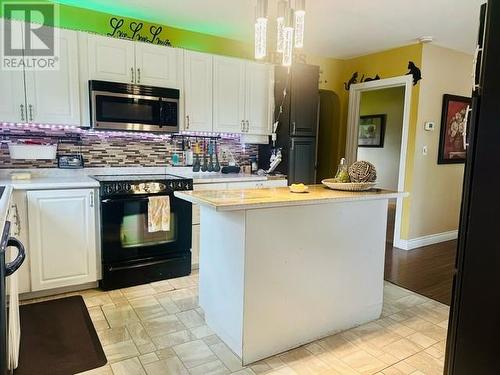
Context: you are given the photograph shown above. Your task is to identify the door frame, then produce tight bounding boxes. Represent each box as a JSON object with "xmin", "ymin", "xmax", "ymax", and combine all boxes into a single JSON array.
[{"xmin": 345, "ymin": 75, "xmax": 413, "ymax": 249}]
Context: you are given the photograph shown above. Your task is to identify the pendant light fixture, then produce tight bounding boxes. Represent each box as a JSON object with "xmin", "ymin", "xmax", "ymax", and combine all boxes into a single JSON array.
[
  {"xmin": 282, "ymin": 6, "xmax": 294, "ymax": 66},
  {"xmin": 253, "ymin": 0, "xmax": 305, "ymax": 65},
  {"xmin": 276, "ymin": 0, "xmax": 287, "ymax": 53},
  {"xmin": 294, "ymin": 0, "xmax": 305, "ymax": 48},
  {"xmin": 254, "ymin": 0, "xmax": 268, "ymax": 59}
]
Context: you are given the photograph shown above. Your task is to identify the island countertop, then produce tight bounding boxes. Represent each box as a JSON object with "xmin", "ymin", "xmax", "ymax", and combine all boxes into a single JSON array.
[{"xmin": 175, "ymin": 184, "xmax": 406, "ymax": 211}]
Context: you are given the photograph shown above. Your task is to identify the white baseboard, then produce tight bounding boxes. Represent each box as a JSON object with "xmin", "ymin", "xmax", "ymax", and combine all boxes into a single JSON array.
[{"xmin": 395, "ymin": 230, "xmax": 458, "ymax": 251}]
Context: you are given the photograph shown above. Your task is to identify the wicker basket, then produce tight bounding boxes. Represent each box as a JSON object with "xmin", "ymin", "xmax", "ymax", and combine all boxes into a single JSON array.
[{"xmin": 321, "ymin": 179, "xmax": 377, "ymax": 192}]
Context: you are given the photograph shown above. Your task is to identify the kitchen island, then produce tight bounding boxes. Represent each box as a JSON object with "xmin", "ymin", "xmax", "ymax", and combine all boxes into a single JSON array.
[{"xmin": 175, "ymin": 185, "xmax": 405, "ymax": 365}]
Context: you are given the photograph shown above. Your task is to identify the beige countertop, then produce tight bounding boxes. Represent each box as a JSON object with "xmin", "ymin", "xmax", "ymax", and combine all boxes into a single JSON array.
[{"xmin": 175, "ymin": 184, "xmax": 406, "ymax": 211}]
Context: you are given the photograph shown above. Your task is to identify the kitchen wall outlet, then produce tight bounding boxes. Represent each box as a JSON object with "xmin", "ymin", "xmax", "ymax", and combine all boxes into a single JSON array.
[
  {"xmin": 424, "ymin": 121, "xmax": 436, "ymax": 131},
  {"xmin": 422, "ymin": 146, "xmax": 428, "ymax": 156}
]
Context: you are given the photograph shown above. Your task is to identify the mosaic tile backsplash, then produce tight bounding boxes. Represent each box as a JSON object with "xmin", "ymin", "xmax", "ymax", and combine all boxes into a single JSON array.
[{"xmin": 0, "ymin": 124, "xmax": 260, "ymax": 169}]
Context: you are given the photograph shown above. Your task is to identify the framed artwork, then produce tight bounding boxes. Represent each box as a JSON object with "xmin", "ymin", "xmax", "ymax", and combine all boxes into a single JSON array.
[
  {"xmin": 358, "ymin": 114, "xmax": 386, "ymax": 148},
  {"xmin": 438, "ymin": 94, "xmax": 471, "ymax": 164}
]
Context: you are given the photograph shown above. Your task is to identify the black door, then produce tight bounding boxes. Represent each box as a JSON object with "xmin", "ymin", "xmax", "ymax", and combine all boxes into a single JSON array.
[
  {"xmin": 289, "ymin": 137, "xmax": 316, "ymax": 184},
  {"xmin": 290, "ymin": 64, "xmax": 320, "ymax": 137},
  {"xmin": 445, "ymin": 2, "xmax": 500, "ymax": 374}
]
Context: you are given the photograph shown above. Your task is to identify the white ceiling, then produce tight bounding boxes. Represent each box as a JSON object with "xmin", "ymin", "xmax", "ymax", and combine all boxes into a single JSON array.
[{"xmin": 52, "ymin": 0, "xmax": 485, "ymax": 58}]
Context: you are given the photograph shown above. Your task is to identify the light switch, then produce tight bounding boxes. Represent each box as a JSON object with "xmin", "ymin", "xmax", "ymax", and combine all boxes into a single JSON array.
[
  {"xmin": 424, "ymin": 122, "xmax": 435, "ymax": 131},
  {"xmin": 422, "ymin": 146, "xmax": 428, "ymax": 156}
]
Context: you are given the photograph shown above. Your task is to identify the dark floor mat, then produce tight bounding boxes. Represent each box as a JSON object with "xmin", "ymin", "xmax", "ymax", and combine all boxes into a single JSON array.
[{"xmin": 15, "ymin": 295, "xmax": 107, "ymax": 375}]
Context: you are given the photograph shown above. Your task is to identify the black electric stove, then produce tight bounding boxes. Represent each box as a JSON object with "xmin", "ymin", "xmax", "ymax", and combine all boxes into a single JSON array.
[{"xmin": 92, "ymin": 174, "xmax": 193, "ymax": 290}]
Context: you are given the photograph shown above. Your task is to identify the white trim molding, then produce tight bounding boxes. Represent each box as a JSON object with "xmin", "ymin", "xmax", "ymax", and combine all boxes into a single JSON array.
[
  {"xmin": 397, "ymin": 230, "xmax": 458, "ymax": 251},
  {"xmin": 346, "ymin": 75, "xmax": 413, "ymax": 252}
]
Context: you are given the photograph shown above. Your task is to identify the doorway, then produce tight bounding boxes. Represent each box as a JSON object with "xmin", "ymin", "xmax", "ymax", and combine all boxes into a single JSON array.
[{"xmin": 346, "ymin": 75, "xmax": 413, "ymax": 248}]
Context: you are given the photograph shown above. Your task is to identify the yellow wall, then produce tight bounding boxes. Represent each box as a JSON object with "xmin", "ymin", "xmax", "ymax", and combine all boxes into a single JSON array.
[
  {"xmin": 1, "ymin": 1, "xmax": 253, "ymax": 59},
  {"xmin": 317, "ymin": 44, "xmax": 423, "ymax": 239},
  {"xmin": 408, "ymin": 44, "xmax": 471, "ymax": 238}
]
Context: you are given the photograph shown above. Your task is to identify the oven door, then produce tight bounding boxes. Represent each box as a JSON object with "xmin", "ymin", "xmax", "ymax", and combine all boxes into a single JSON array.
[
  {"xmin": 92, "ymin": 91, "xmax": 179, "ymax": 133},
  {"xmin": 101, "ymin": 194, "xmax": 191, "ymax": 264}
]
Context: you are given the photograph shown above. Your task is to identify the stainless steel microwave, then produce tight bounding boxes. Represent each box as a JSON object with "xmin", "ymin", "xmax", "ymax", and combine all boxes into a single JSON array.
[{"xmin": 89, "ymin": 80, "xmax": 179, "ymax": 133}]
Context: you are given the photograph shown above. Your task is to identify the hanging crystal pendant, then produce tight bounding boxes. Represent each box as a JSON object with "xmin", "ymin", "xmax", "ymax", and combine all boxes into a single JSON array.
[
  {"xmin": 282, "ymin": 6, "xmax": 294, "ymax": 66},
  {"xmin": 254, "ymin": 0, "xmax": 268, "ymax": 59},
  {"xmin": 294, "ymin": 0, "xmax": 305, "ymax": 48},
  {"xmin": 276, "ymin": 0, "xmax": 287, "ymax": 53}
]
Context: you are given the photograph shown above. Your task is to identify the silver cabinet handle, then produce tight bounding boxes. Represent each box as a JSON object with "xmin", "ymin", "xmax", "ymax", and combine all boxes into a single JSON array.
[
  {"xmin": 241, "ymin": 120, "xmax": 244, "ymax": 132},
  {"xmin": 11, "ymin": 203, "xmax": 21, "ymax": 237},
  {"xmin": 463, "ymin": 105, "xmax": 472, "ymax": 150},
  {"xmin": 292, "ymin": 122, "xmax": 296, "ymax": 134},
  {"xmin": 28, "ymin": 104, "xmax": 33, "ymax": 122},
  {"xmin": 472, "ymin": 45, "xmax": 480, "ymax": 92},
  {"xmin": 137, "ymin": 68, "xmax": 141, "ymax": 83},
  {"xmin": 131, "ymin": 67, "xmax": 135, "ymax": 83},
  {"xmin": 246, "ymin": 120, "xmax": 250, "ymax": 132},
  {"xmin": 90, "ymin": 191, "xmax": 94, "ymax": 208},
  {"xmin": 186, "ymin": 115, "xmax": 190, "ymax": 129},
  {"xmin": 20, "ymin": 104, "xmax": 24, "ymax": 121}
]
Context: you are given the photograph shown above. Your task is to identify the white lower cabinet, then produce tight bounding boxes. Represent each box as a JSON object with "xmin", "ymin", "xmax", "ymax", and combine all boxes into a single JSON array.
[{"xmin": 27, "ymin": 189, "xmax": 98, "ymax": 291}]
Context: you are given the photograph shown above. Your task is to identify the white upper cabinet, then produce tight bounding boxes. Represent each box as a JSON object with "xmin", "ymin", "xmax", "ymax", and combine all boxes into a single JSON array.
[
  {"xmin": 213, "ymin": 56, "xmax": 246, "ymax": 134},
  {"xmin": 184, "ymin": 50, "xmax": 213, "ymax": 131},
  {"xmin": 87, "ymin": 34, "xmax": 135, "ymax": 83},
  {"xmin": 24, "ymin": 29, "xmax": 81, "ymax": 125},
  {"xmin": 0, "ymin": 20, "xmax": 25, "ymax": 123},
  {"xmin": 0, "ymin": 70, "xmax": 26, "ymax": 123},
  {"xmin": 245, "ymin": 62, "xmax": 273, "ymax": 135},
  {"xmin": 27, "ymin": 189, "xmax": 97, "ymax": 291},
  {"xmin": 135, "ymin": 43, "xmax": 182, "ymax": 88}
]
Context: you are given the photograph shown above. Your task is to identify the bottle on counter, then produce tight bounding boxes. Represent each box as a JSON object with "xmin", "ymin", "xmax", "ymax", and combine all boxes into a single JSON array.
[
  {"xmin": 185, "ymin": 141, "xmax": 194, "ymax": 166},
  {"xmin": 334, "ymin": 157, "xmax": 350, "ymax": 183},
  {"xmin": 250, "ymin": 156, "xmax": 258, "ymax": 174}
]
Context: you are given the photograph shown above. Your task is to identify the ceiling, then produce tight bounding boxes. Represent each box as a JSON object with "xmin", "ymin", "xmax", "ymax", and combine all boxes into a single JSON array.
[{"xmin": 51, "ymin": 0, "xmax": 484, "ymax": 58}]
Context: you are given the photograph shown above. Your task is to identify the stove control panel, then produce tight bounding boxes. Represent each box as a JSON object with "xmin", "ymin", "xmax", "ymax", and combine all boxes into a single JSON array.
[{"xmin": 100, "ymin": 179, "xmax": 193, "ymax": 197}]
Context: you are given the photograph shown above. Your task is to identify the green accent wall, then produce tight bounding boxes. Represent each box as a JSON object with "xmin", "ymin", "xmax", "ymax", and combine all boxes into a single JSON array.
[{"xmin": 0, "ymin": 0, "xmax": 253, "ymax": 58}]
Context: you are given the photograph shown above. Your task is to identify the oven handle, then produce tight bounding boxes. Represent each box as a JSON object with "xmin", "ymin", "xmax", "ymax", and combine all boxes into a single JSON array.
[{"xmin": 101, "ymin": 195, "xmax": 173, "ymax": 204}]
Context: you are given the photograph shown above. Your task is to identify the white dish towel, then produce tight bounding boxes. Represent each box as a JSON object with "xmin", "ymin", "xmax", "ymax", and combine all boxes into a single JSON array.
[{"xmin": 148, "ymin": 195, "xmax": 171, "ymax": 232}]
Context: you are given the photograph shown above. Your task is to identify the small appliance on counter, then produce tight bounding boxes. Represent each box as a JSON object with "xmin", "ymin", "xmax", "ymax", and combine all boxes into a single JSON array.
[{"xmin": 92, "ymin": 174, "xmax": 193, "ymax": 290}]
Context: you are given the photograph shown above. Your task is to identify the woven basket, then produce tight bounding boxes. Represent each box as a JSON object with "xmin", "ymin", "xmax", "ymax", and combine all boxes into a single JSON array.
[
  {"xmin": 348, "ymin": 161, "xmax": 377, "ymax": 183},
  {"xmin": 322, "ymin": 179, "xmax": 377, "ymax": 192}
]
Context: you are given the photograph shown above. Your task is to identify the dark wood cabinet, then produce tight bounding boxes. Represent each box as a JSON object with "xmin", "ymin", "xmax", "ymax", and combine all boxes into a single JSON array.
[
  {"xmin": 290, "ymin": 64, "xmax": 320, "ymax": 137},
  {"xmin": 288, "ymin": 137, "xmax": 317, "ymax": 184},
  {"xmin": 272, "ymin": 63, "xmax": 320, "ymax": 185}
]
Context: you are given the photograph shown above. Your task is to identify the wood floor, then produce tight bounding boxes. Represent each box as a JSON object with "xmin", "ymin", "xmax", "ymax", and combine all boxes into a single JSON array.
[
  {"xmin": 384, "ymin": 202, "xmax": 458, "ymax": 305},
  {"xmin": 384, "ymin": 240, "xmax": 457, "ymax": 305}
]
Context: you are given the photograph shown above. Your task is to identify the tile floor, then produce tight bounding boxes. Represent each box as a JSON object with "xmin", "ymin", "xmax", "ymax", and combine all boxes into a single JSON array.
[{"xmin": 24, "ymin": 271, "xmax": 449, "ymax": 375}]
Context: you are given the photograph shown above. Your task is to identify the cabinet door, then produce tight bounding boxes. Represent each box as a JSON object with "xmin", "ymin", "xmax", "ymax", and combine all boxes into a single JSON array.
[
  {"xmin": 290, "ymin": 64, "xmax": 320, "ymax": 137},
  {"xmin": 289, "ymin": 137, "xmax": 317, "ymax": 184},
  {"xmin": 213, "ymin": 56, "xmax": 245, "ymax": 133},
  {"xmin": 87, "ymin": 34, "xmax": 135, "ymax": 83},
  {"xmin": 25, "ymin": 28, "xmax": 81, "ymax": 125},
  {"xmin": 0, "ymin": 69, "xmax": 26, "ymax": 122},
  {"xmin": 245, "ymin": 62, "xmax": 272, "ymax": 135},
  {"xmin": 135, "ymin": 44, "xmax": 182, "ymax": 87},
  {"xmin": 184, "ymin": 50, "xmax": 213, "ymax": 131},
  {"xmin": 27, "ymin": 189, "xmax": 97, "ymax": 291},
  {"xmin": 0, "ymin": 20, "xmax": 26, "ymax": 122}
]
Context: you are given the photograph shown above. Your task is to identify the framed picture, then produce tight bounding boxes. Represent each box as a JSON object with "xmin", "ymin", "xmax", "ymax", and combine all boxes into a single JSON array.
[
  {"xmin": 438, "ymin": 94, "xmax": 471, "ymax": 164},
  {"xmin": 358, "ymin": 114, "xmax": 386, "ymax": 148}
]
